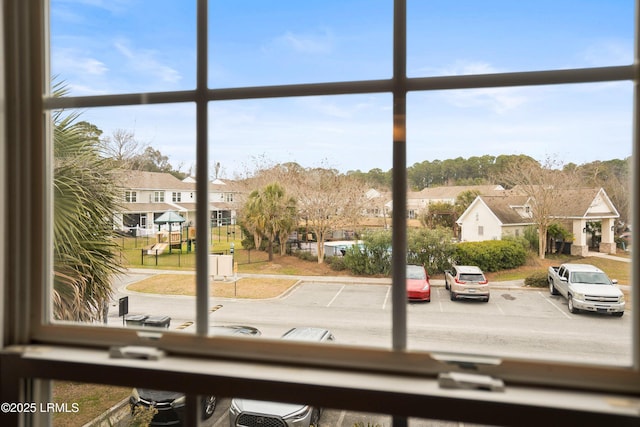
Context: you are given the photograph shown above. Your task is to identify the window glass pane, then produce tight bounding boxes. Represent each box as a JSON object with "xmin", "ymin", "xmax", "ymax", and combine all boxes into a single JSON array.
[
  {"xmin": 209, "ymin": 1, "xmax": 393, "ymax": 87},
  {"xmin": 51, "ymin": 104, "xmax": 195, "ymax": 325},
  {"xmin": 209, "ymin": 95, "xmax": 392, "ymax": 346},
  {"xmin": 50, "ymin": 0, "xmax": 196, "ymax": 95},
  {"xmin": 407, "ymin": 0, "xmax": 634, "ymax": 77},
  {"xmin": 406, "ymin": 83, "xmax": 632, "ymax": 365}
]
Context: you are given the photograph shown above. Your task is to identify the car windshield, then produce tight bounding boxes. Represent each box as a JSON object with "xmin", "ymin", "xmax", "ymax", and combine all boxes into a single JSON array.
[
  {"xmin": 571, "ymin": 272, "xmax": 610, "ymax": 285},
  {"xmin": 459, "ymin": 273, "xmax": 485, "ymax": 282},
  {"xmin": 406, "ymin": 266, "xmax": 426, "ymax": 280}
]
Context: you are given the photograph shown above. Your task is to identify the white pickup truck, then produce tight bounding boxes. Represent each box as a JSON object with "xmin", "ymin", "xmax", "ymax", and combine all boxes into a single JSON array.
[{"xmin": 548, "ymin": 263, "xmax": 625, "ymax": 317}]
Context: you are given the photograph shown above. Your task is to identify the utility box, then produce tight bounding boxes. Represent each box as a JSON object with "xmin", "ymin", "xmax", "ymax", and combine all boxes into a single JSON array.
[{"xmin": 209, "ymin": 254, "xmax": 234, "ymax": 279}]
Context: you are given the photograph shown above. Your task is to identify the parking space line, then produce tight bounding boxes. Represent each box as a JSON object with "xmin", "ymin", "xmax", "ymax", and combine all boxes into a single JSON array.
[
  {"xmin": 336, "ymin": 409, "xmax": 347, "ymax": 426},
  {"xmin": 495, "ymin": 302, "xmax": 505, "ymax": 315},
  {"xmin": 213, "ymin": 410, "xmax": 226, "ymax": 427},
  {"xmin": 437, "ymin": 288, "xmax": 444, "ymax": 312},
  {"xmin": 382, "ymin": 286, "xmax": 391, "ymax": 310},
  {"xmin": 326, "ymin": 285, "xmax": 346, "ymax": 307},
  {"xmin": 538, "ymin": 291, "xmax": 572, "ymax": 319}
]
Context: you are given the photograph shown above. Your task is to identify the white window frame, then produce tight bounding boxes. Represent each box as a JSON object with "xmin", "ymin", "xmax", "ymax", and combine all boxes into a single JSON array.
[
  {"xmin": 1, "ymin": 1, "xmax": 639, "ymax": 426},
  {"xmin": 172, "ymin": 191, "xmax": 181, "ymax": 203},
  {"xmin": 125, "ymin": 190, "xmax": 137, "ymax": 203}
]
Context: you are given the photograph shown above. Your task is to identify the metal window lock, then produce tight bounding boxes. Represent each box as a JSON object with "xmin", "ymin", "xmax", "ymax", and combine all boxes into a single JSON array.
[
  {"xmin": 109, "ymin": 345, "xmax": 166, "ymax": 360},
  {"xmin": 438, "ymin": 372, "xmax": 505, "ymax": 392}
]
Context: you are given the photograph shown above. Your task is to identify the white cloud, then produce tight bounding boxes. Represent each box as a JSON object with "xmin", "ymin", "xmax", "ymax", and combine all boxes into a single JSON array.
[
  {"xmin": 582, "ymin": 40, "xmax": 633, "ymax": 67},
  {"xmin": 54, "ymin": 48, "xmax": 108, "ymax": 76},
  {"xmin": 113, "ymin": 39, "xmax": 182, "ymax": 84},
  {"xmin": 433, "ymin": 61, "xmax": 530, "ymax": 114},
  {"xmin": 445, "ymin": 87, "xmax": 528, "ymax": 114},
  {"xmin": 266, "ymin": 29, "xmax": 334, "ymax": 55}
]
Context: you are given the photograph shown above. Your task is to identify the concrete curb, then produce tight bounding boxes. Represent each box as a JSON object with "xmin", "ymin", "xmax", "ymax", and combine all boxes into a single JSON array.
[{"xmin": 82, "ymin": 398, "xmax": 129, "ymax": 427}]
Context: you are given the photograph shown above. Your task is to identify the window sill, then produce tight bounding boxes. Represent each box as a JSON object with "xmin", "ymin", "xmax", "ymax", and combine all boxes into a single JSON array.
[{"xmin": 1, "ymin": 344, "xmax": 639, "ymax": 426}]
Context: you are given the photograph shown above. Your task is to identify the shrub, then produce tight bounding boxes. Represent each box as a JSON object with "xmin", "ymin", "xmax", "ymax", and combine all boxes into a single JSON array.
[
  {"xmin": 407, "ymin": 227, "xmax": 455, "ymax": 274},
  {"xmin": 525, "ymin": 271, "xmax": 549, "ymax": 288},
  {"xmin": 294, "ymin": 250, "xmax": 318, "ymax": 262},
  {"xmin": 453, "ymin": 240, "xmax": 527, "ymax": 272},
  {"xmin": 343, "ymin": 229, "xmax": 391, "ymax": 275},
  {"xmin": 325, "ymin": 255, "xmax": 347, "ymax": 271}
]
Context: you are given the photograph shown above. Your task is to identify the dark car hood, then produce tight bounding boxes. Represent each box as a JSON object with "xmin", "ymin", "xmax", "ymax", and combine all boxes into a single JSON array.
[{"xmin": 137, "ymin": 388, "xmax": 183, "ymax": 402}]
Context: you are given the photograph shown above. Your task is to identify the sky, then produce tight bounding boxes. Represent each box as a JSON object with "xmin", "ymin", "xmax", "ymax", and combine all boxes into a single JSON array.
[{"xmin": 50, "ymin": 0, "xmax": 635, "ymax": 178}]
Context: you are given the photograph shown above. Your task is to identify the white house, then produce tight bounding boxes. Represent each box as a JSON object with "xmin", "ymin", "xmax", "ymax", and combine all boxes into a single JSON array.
[
  {"xmin": 457, "ymin": 188, "xmax": 620, "ymax": 255},
  {"xmin": 113, "ymin": 170, "xmax": 240, "ymax": 234}
]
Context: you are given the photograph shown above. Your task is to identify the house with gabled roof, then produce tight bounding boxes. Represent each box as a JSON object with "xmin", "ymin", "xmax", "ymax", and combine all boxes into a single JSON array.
[
  {"xmin": 113, "ymin": 170, "xmax": 240, "ymax": 235},
  {"xmin": 407, "ymin": 184, "xmax": 504, "ymax": 219},
  {"xmin": 456, "ymin": 187, "xmax": 619, "ymax": 255}
]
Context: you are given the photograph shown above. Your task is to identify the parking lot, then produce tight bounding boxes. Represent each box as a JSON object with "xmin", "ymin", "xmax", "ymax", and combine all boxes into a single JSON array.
[{"xmin": 111, "ymin": 274, "xmax": 632, "ymax": 426}]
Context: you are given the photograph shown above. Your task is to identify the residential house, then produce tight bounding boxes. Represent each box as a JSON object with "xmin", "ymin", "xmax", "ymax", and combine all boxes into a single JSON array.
[
  {"xmin": 457, "ymin": 187, "xmax": 620, "ymax": 255},
  {"xmin": 113, "ymin": 170, "xmax": 239, "ymax": 234}
]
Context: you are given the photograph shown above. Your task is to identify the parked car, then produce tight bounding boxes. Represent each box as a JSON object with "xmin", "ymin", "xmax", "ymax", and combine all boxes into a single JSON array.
[
  {"xmin": 406, "ymin": 264, "xmax": 431, "ymax": 301},
  {"xmin": 548, "ymin": 263, "xmax": 625, "ymax": 316},
  {"xmin": 229, "ymin": 327, "xmax": 335, "ymax": 427},
  {"xmin": 444, "ymin": 265, "xmax": 490, "ymax": 302},
  {"xmin": 130, "ymin": 325, "xmax": 261, "ymax": 426}
]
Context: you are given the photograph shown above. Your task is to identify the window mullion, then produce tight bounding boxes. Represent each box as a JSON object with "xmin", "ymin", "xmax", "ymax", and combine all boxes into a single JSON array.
[
  {"xmin": 392, "ymin": 0, "xmax": 407, "ymax": 352},
  {"xmin": 195, "ymin": 0, "xmax": 209, "ymax": 337},
  {"xmin": 632, "ymin": 0, "xmax": 640, "ymax": 371}
]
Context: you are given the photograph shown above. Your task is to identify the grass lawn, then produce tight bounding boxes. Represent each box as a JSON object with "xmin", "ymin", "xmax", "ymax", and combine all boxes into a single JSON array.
[
  {"xmin": 52, "ymin": 382, "xmax": 130, "ymax": 427},
  {"xmin": 128, "ymin": 274, "xmax": 298, "ymax": 299}
]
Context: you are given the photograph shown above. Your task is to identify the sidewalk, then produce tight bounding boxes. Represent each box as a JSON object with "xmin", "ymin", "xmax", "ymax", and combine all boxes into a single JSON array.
[
  {"xmin": 122, "ymin": 267, "xmax": 528, "ymax": 290},
  {"xmin": 586, "ymin": 250, "xmax": 631, "ymax": 263}
]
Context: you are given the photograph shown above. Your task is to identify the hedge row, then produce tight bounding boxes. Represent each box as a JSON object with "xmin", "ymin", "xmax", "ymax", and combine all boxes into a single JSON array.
[
  {"xmin": 333, "ymin": 230, "xmax": 528, "ymax": 275},
  {"xmin": 453, "ymin": 239, "xmax": 528, "ymax": 272}
]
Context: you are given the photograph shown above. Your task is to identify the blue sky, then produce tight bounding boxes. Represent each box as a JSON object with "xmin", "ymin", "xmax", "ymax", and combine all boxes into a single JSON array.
[{"xmin": 50, "ymin": 1, "xmax": 634, "ymax": 178}]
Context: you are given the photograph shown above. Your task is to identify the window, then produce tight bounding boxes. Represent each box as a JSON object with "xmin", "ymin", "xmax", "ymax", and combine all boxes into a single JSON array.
[
  {"xmin": 2, "ymin": 1, "xmax": 639, "ymax": 426},
  {"xmin": 125, "ymin": 191, "xmax": 137, "ymax": 203},
  {"xmin": 172, "ymin": 192, "xmax": 181, "ymax": 202},
  {"xmin": 478, "ymin": 225, "xmax": 484, "ymax": 236},
  {"xmin": 153, "ymin": 191, "xmax": 165, "ymax": 203}
]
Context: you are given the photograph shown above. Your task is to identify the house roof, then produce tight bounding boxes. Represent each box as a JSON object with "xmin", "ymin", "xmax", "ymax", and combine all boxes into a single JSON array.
[
  {"xmin": 117, "ymin": 170, "xmax": 194, "ymax": 190},
  {"xmin": 479, "ymin": 195, "xmax": 531, "ymax": 225},
  {"xmin": 386, "ymin": 185, "xmax": 504, "ymax": 211},
  {"xmin": 460, "ymin": 187, "xmax": 619, "ymax": 226},
  {"xmin": 409, "ymin": 185, "xmax": 504, "ymax": 200}
]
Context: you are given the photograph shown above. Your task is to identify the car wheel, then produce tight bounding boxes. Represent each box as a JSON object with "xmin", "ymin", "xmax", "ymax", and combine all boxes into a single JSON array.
[
  {"xmin": 450, "ymin": 292, "xmax": 456, "ymax": 301},
  {"xmin": 202, "ymin": 395, "xmax": 216, "ymax": 419},
  {"xmin": 445, "ymin": 280, "xmax": 449, "ymax": 291},
  {"xmin": 484, "ymin": 295, "xmax": 490, "ymax": 303},
  {"xmin": 613, "ymin": 311, "xmax": 624, "ymax": 317},
  {"xmin": 549, "ymin": 280, "xmax": 559, "ymax": 295},
  {"xmin": 568, "ymin": 295, "xmax": 579, "ymax": 314}
]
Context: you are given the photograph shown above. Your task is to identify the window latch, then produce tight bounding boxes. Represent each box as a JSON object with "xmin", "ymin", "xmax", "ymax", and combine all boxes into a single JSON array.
[
  {"xmin": 438, "ymin": 372, "xmax": 505, "ymax": 392},
  {"xmin": 109, "ymin": 345, "xmax": 166, "ymax": 360}
]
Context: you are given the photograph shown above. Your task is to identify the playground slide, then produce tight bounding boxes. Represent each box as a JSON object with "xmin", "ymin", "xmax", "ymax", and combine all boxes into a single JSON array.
[{"xmin": 147, "ymin": 243, "xmax": 169, "ymax": 255}]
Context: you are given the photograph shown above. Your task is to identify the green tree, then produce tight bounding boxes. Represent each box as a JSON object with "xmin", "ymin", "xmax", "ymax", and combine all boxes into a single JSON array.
[
  {"xmin": 407, "ymin": 227, "xmax": 455, "ymax": 274},
  {"xmin": 53, "ymin": 100, "xmax": 123, "ymax": 322},
  {"xmin": 242, "ymin": 183, "xmax": 297, "ymax": 261}
]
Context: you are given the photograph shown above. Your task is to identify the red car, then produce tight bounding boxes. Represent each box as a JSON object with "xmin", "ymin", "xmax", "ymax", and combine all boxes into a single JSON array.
[{"xmin": 406, "ymin": 265, "xmax": 431, "ymax": 302}]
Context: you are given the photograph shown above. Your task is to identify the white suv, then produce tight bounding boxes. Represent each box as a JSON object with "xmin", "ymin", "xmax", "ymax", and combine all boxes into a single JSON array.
[
  {"xmin": 229, "ymin": 327, "xmax": 335, "ymax": 427},
  {"xmin": 445, "ymin": 265, "xmax": 490, "ymax": 302}
]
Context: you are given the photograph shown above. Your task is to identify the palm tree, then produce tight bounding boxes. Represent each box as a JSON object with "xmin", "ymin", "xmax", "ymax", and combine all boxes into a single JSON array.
[
  {"xmin": 241, "ymin": 183, "xmax": 296, "ymax": 261},
  {"xmin": 53, "ymin": 89, "xmax": 123, "ymax": 322}
]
